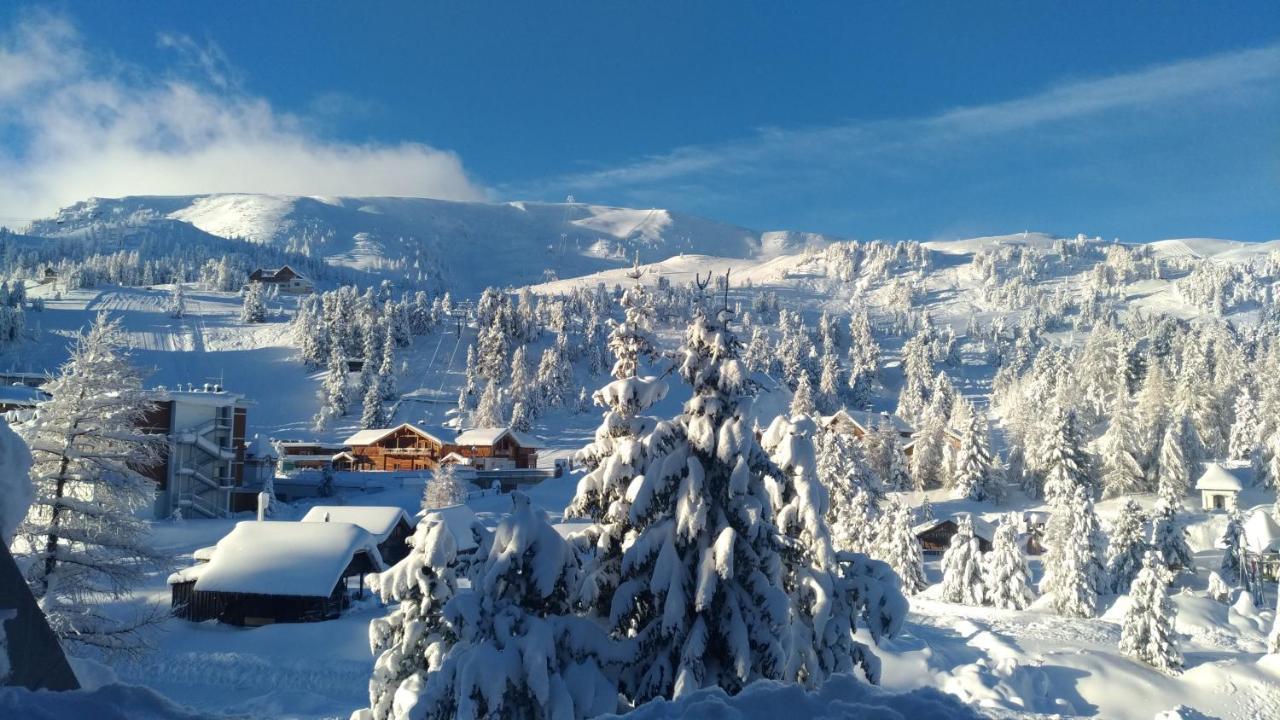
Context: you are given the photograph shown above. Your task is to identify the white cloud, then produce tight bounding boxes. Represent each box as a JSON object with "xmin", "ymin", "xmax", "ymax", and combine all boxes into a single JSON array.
[
  {"xmin": 519, "ymin": 43, "xmax": 1280, "ymax": 196},
  {"xmin": 0, "ymin": 12, "xmax": 485, "ymax": 224}
]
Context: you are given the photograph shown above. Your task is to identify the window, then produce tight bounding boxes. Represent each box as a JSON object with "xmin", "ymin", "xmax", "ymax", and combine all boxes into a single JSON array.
[{"xmin": 1212, "ymin": 494, "xmax": 1225, "ymax": 510}]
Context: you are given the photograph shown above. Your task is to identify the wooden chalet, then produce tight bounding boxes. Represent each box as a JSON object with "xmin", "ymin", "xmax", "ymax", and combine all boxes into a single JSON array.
[
  {"xmin": 343, "ymin": 424, "xmax": 543, "ymax": 472},
  {"xmin": 278, "ymin": 440, "xmax": 350, "ymax": 471},
  {"xmin": 247, "ymin": 265, "xmax": 314, "ymax": 293},
  {"xmin": 169, "ymin": 521, "xmax": 383, "ymax": 626},
  {"xmin": 823, "ymin": 409, "xmax": 962, "ymax": 457},
  {"xmin": 300, "ymin": 506, "xmax": 415, "ymax": 564},
  {"xmin": 913, "ymin": 514, "xmax": 995, "ymax": 555}
]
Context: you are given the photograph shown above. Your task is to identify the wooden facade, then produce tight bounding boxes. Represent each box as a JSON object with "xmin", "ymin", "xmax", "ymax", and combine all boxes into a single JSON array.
[
  {"xmin": 348, "ymin": 425, "xmax": 446, "ymax": 471},
  {"xmin": 346, "ymin": 424, "xmax": 541, "ymax": 472},
  {"xmin": 915, "ymin": 519, "xmax": 994, "ymax": 555}
]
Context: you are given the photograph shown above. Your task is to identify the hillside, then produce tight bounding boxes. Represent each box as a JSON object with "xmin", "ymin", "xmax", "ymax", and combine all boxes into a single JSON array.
[{"xmin": 24, "ymin": 194, "xmax": 840, "ymax": 294}]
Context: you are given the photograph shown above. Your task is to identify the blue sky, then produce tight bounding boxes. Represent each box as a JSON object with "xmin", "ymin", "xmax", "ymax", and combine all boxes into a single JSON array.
[{"xmin": 0, "ymin": 2, "xmax": 1276, "ymax": 241}]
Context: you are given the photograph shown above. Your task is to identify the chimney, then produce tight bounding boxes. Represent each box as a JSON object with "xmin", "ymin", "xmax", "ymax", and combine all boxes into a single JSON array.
[{"xmin": 256, "ymin": 492, "xmax": 269, "ymax": 521}]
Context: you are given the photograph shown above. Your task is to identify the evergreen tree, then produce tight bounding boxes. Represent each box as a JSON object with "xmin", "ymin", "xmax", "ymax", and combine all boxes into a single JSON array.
[
  {"xmin": 1039, "ymin": 407, "xmax": 1094, "ymax": 508},
  {"xmin": 790, "ymin": 372, "xmax": 816, "ymax": 416},
  {"xmin": 983, "ymin": 513, "xmax": 1034, "ymax": 610},
  {"xmin": 865, "ymin": 421, "xmax": 910, "ymax": 492},
  {"xmin": 1106, "ymin": 500, "xmax": 1149, "ymax": 594},
  {"xmin": 608, "ymin": 284, "xmax": 658, "ymax": 379},
  {"xmin": 424, "ymin": 463, "xmax": 469, "ymax": 510},
  {"xmin": 873, "ymin": 499, "xmax": 926, "ymax": 595},
  {"xmin": 314, "ymin": 346, "xmax": 349, "ymax": 431},
  {"xmin": 1149, "ymin": 500, "xmax": 1194, "ymax": 577},
  {"xmin": 356, "ymin": 520, "xmax": 459, "ymax": 720},
  {"xmin": 1099, "ymin": 401, "xmax": 1147, "ymax": 498},
  {"xmin": 510, "ymin": 400, "xmax": 532, "ymax": 433},
  {"xmin": 950, "ymin": 409, "xmax": 1001, "ymax": 502},
  {"xmin": 817, "ymin": 351, "xmax": 841, "ymax": 412},
  {"xmin": 1269, "ymin": 591, "xmax": 1280, "ymax": 655},
  {"xmin": 816, "ymin": 428, "xmax": 880, "ymax": 552},
  {"xmin": 1217, "ymin": 509, "xmax": 1246, "ymax": 584},
  {"xmin": 379, "ymin": 319, "xmax": 398, "ymax": 400},
  {"xmin": 910, "ymin": 408, "xmax": 949, "ymax": 491},
  {"xmin": 1229, "ymin": 386, "xmax": 1263, "ymax": 461},
  {"xmin": 167, "ymin": 283, "xmax": 186, "ymax": 319},
  {"xmin": 360, "ymin": 373, "xmax": 387, "ymax": 430},
  {"xmin": 240, "ymin": 281, "xmax": 267, "ymax": 323},
  {"xmin": 1119, "ymin": 551, "xmax": 1182, "ymax": 674},
  {"xmin": 939, "ymin": 515, "xmax": 986, "ymax": 605},
  {"xmin": 1153, "ymin": 422, "xmax": 1190, "ymax": 502},
  {"xmin": 414, "ymin": 494, "xmax": 616, "ymax": 719},
  {"xmin": 470, "ymin": 378, "xmax": 505, "ymax": 429},
  {"xmin": 743, "ymin": 326, "xmax": 771, "ymax": 374},
  {"xmin": 1040, "ymin": 485, "xmax": 1106, "ymax": 618},
  {"xmin": 16, "ymin": 313, "xmax": 167, "ymax": 654}
]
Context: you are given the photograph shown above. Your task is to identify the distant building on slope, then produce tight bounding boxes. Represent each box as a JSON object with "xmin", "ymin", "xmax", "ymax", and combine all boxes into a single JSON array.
[
  {"xmin": 247, "ymin": 265, "xmax": 313, "ymax": 294},
  {"xmin": 343, "ymin": 423, "xmax": 543, "ymax": 472},
  {"xmin": 822, "ymin": 409, "xmax": 962, "ymax": 456},
  {"xmin": 913, "ymin": 513, "xmax": 995, "ymax": 555}
]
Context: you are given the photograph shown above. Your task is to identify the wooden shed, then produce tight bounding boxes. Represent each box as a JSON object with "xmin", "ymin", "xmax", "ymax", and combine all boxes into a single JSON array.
[
  {"xmin": 913, "ymin": 514, "xmax": 995, "ymax": 555},
  {"xmin": 169, "ymin": 521, "xmax": 384, "ymax": 626}
]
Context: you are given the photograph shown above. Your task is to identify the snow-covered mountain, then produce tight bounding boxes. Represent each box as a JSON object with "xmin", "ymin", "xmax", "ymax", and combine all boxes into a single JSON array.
[{"xmin": 25, "ymin": 194, "xmax": 839, "ymax": 293}]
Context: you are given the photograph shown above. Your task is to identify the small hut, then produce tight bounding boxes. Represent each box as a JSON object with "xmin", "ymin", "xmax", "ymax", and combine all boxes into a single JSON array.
[
  {"xmin": 1194, "ymin": 463, "xmax": 1244, "ymax": 512},
  {"xmin": 300, "ymin": 506, "xmax": 415, "ymax": 564},
  {"xmin": 913, "ymin": 514, "xmax": 995, "ymax": 555},
  {"xmin": 169, "ymin": 521, "xmax": 383, "ymax": 626},
  {"xmin": 1242, "ymin": 507, "xmax": 1280, "ymax": 582}
]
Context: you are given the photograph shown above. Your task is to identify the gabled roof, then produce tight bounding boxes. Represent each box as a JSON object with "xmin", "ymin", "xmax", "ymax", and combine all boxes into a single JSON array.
[
  {"xmin": 344, "ymin": 423, "xmax": 446, "ymax": 447},
  {"xmin": 453, "ymin": 426, "xmax": 544, "ymax": 448},
  {"xmin": 1195, "ymin": 463, "xmax": 1245, "ymax": 492},
  {"xmin": 913, "ymin": 513, "xmax": 996, "ymax": 542},
  {"xmin": 824, "ymin": 409, "xmax": 914, "ymax": 436},
  {"xmin": 300, "ymin": 505, "xmax": 412, "ymax": 542},
  {"xmin": 185, "ymin": 521, "xmax": 384, "ymax": 597}
]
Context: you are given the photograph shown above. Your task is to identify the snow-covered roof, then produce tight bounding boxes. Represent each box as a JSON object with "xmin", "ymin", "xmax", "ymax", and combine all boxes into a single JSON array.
[
  {"xmin": 1195, "ymin": 463, "xmax": 1245, "ymax": 492},
  {"xmin": 1243, "ymin": 508, "xmax": 1280, "ymax": 554},
  {"xmin": 419, "ymin": 503, "xmax": 479, "ymax": 552},
  {"xmin": 0, "ymin": 384, "xmax": 48, "ymax": 406},
  {"xmin": 453, "ymin": 426, "xmax": 544, "ymax": 448},
  {"xmin": 344, "ymin": 423, "xmax": 446, "ymax": 447},
  {"xmin": 189, "ymin": 521, "xmax": 383, "ymax": 597},
  {"xmin": 825, "ymin": 409, "xmax": 914, "ymax": 435},
  {"xmin": 192, "ymin": 546, "xmax": 216, "ymax": 562},
  {"xmin": 913, "ymin": 513, "xmax": 996, "ymax": 541},
  {"xmin": 300, "ymin": 505, "xmax": 412, "ymax": 542},
  {"xmin": 244, "ymin": 434, "xmax": 277, "ymax": 459}
]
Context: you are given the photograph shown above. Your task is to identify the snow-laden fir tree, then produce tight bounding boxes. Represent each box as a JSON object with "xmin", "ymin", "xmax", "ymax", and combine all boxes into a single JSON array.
[
  {"xmin": 470, "ymin": 378, "xmax": 505, "ymax": 429},
  {"xmin": 423, "ymin": 463, "xmax": 468, "ymax": 510},
  {"xmin": 1229, "ymin": 385, "xmax": 1263, "ymax": 461},
  {"xmin": 1153, "ymin": 422, "xmax": 1190, "ymax": 502},
  {"xmin": 865, "ymin": 421, "xmax": 911, "ymax": 492},
  {"xmin": 1149, "ymin": 499, "xmax": 1193, "ymax": 577},
  {"xmin": 873, "ymin": 498, "xmax": 926, "ymax": 594},
  {"xmin": 1106, "ymin": 499, "xmax": 1149, "ymax": 594},
  {"xmin": 950, "ymin": 409, "xmax": 1002, "ymax": 502},
  {"xmin": 354, "ymin": 519, "xmax": 459, "ymax": 720},
  {"xmin": 1039, "ymin": 407, "xmax": 1094, "ymax": 507},
  {"xmin": 1217, "ymin": 509, "xmax": 1245, "ymax": 583},
  {"xmin": 909, "ymin": 408, "xmax": 949, "ymax": 491},
  {"xmin": 789, "ymin": 372, "xmax": 817, "ymax": 416},
  {"xmin": 314, "ymin": 346, "xmax": 350, "ymax": 431},
  {"xmin": 817, "ymin": 350, "xmax": 841, "ymax": 413},
  {"xmin": 1099, "ymin": 399, "xmax": 1147, "ymax": 498},
  {"xmin": 1119, "ymin": 551, "xmax": 1182, "ymax": 674},
  {"xmin": 510, "ymin": 400, "xmax": 533, "ymax": 433},
  {"xmin": 414, "ymin": 493, "xmax": 616, "ymax": 719},
  {"xmin": 360, "ymin": 373, "xmax": 388, "ymax": 429},
  {"xmin": 742, "ymin": 326, "xmax": 771, "ymax": 374},
  {"xmin": 816, "ymin": 427, "xmax": 880, "ymax": 552},
  {"xmin": 983, "ymin": 513, "xmax": 1034, "ymax": 610},
  {"xmin": 240, "ymin": 281, "xmax": 266, "ymax": 323},
  {"xmin": 1040, "ymin": 484, "xmax": 1107, "ymax": 618},
  {"xmin": 608, "ymin": 284, "xmax": 658, "ymax": 379},
  {"xmin": 16, "ymin": 313, "xmax": 167, "ymax": 654},
  {"xmin": 761, "ymin": 415, "xmax": 904, "ymax": 688},
  {"xmin": 167, "ymin": 283, "xmax": 185, "ymax": 319},
  {"xmin": 379, "ymin": 318, "xmax": 398, "ymax": 401},
  {"xmin": 939, "ymin": 514, "xmax": 986, "ymax": 605}
]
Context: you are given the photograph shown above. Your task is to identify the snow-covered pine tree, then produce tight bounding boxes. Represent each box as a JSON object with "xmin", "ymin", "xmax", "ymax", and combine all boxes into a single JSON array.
[
  {"xmin": 1040, "ymin": 484, "xmax": 1107, "ymax": 618},
  {"xmin": 416, "ymin": 493, "xmax": 616, "ymax": 719},
  {"xmin": 360, "ymin": 372, "xmax": 388, "ymax": 430},
  {"xmin": 1149, "ymin": 499, "xmax": 1194, "ymax": 577},
  {"xmin": 1119, "ymin": 551, "xmax": 1182, "ymax": 674},
  {"xmin": 1229, "ymin": 385, "xmax": 1263, "ymax": 461},
  {"xmin": 379, "ymin": 318, "xmax": 398, "ymax": 401},
  {"xmin": 909, "ymin": 408, "xmax": 948, "ymax": 491},
  {"xmin": 1106, "ymin": 499, "xmax": 1149, "ymax": 594},
  {"xmin": 314, "ymin": 346, "xmax": 349, "ymax": 431},
  {"xmin": 761, "ymin": 415, "xmax": 902, "ymax": 688},
  {"xmin": 1217, "ymin": 509, "xmax": 1245, "ymax": 583},
  {"xmin": 950, "ymin": 409, "xmax": 1001, "ymax": 502},
  {"xmin": 743, "ymin": 326, "xmax": 771, "ymax": 374},
  {"xmin": 790, "ymin": 372, "xmax": 817, "ymax": 416},
  {"xmin": 816, "ymin": 427, "xmax": 880, "ymax": 552},
  {"xmin": 1099, "ymin": 400, "xmax": 1147, "ymax": 498},
  {"xmin": 470, "ymin": 378, "xmax": 505, "ymax": 429},
  {"xmin": 167, "ymin": 283, "xmax": 185, "ymax": 319},
  {"xmin": 510, "ymin": 401, "xmax": 532, "ymax": 433},
  {"xmin": 240, "ymin": 281, "xmax": 266, "ymax": 323},
  {"xmin": 939, "ymin": 514, "xmax": 986, "ymax": 605},
  {"xmin": 608, "ymin": 283, "xmax": 658, "ymax": 379},
  {"xmin": 1039, "ymin": 407, "xmax": 1094, "ymax": 508},
  {"xmin": 872, "ymin": 498, "xmax": 926, "ymax": 594},
  {"xmin": 424, "ymin": 463, "xmax": 468, "ymax": 510},
  {"xmin": 865, "ymin": 421, "xmax": 911, "ymax": 492},
  {"xmin": 16, "ymin": 313, "xmax": 167, "ymax": 654},
  {"xmin": 1153, "ymin": 422, "xmax": 1190, "ymax": 502},
  {"xmin": 355, "ymin": 519, "xmax": 459, "ymax": 720},
  {"xmin": 983, "ymin": 513, "xmax": 1034, "ymax": 610},
  {"xmin": 817, "ymin": 351, "xmax": 841, "ymax": 413}
]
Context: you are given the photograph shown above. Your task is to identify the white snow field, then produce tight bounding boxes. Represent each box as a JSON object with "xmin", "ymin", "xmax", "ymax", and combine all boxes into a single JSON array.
[{"xmin": 3, "ymin": 194, "xmax": 1279, "ymax": 719}]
